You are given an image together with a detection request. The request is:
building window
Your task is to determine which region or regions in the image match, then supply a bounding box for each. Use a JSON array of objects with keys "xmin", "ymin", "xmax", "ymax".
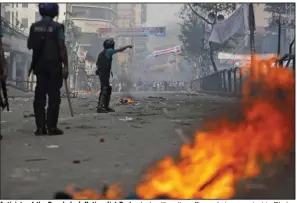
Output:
[
  {"xmin": 11, "ymin": 12, "xmax": 14, "ymax": 25},
  {"xmin": 21, "ymin": 18, "xmax": 29, "ymax": 29},
  {"xmin": 16, "ymin": 3, "xmax": 18, "ymax": 8},
  {"xmin": 22, "ymin": 3, "xmax": 29, "ymax": 8},
  {"xmin": 12, "ymin": 4, "xmax": 14, "ymax": 8},
  {"xmin": 5, "ymin": 11, "xmax": 10, "ymax": 22}
]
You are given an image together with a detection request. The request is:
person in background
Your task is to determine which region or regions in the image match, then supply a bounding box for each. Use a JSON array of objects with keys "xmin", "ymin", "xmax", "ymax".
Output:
[{"xmin": 27, "ymin": 3, "xmax": 68, "ymax": 136}]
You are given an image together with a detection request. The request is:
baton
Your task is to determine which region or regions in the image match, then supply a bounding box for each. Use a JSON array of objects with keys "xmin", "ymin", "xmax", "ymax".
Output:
[{"xmin": 64, "ymin": 79, "xmax": 74, "ymax": 117}]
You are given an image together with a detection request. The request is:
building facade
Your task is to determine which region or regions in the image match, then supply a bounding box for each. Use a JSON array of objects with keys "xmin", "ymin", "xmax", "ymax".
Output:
[{"xmin": 2, "ymin": 3, "xmax": 65, "ymax": 34}]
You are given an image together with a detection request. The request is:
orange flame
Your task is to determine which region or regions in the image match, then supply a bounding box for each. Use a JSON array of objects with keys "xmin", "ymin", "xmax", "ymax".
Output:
[
  {"xmin": 127, "ymin": 98, "xmax": 136, "ymax": 104},
  {"xmin": 68, "ymin": 56, "xmax": 295, "ymax": 199}
]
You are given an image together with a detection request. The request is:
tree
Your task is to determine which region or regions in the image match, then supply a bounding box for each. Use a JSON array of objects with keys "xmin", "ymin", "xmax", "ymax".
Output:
[
  {"xmin": 179, "ymin": 3, "xmax": 238, "ymax": 72},
  {"xmin": 178, "ymin": 13, "xmax": 209, "ymax": 76}
]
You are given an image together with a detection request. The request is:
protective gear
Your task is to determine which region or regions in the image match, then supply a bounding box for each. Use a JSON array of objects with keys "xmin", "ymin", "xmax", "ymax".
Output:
[
  {"xmin": 39, "ymin": 3, "xmax": 59, "ymax": 18},
  {"xmin": 29, "ymin": 20, "xmax": 63, "ymax": 74},
  {"xmin": 103, "ymin": 38, "xmax": 115, "ymax": 49},
  {"xmin": 97, "ymin": 85, "xmax": 113, "ymax": 113}
]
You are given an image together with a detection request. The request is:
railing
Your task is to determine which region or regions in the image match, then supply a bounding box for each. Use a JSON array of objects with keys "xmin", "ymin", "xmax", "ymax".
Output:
[
  {"xmin": 191, "ymin": 67, "xmax": 243, "ymax": 96},
  {"xmin": 278, "ymin": 38, "xmax": 295, "ymax": 70},
  {"xmin": 191, "ymin": 41, "xmax": 295, "ymax": 96}
]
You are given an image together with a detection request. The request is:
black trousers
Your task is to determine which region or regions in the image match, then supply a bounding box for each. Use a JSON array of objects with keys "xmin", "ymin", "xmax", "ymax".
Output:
[
  {"xmin": 33, "ymin": 73, "xmax": 63, "ymax": 129},
  {"xmin": 99, "ymin": 71, "xmax": 110, "ymax": 90}
]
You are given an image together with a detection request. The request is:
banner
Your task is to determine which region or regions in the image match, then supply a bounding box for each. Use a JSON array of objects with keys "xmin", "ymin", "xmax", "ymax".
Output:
[
  {"xmin": 209, "ymin": 4, "xmax": 249, "ymax": 44},
  {"xmin": 98, "ymin": 27, "xmax": 166, "ymax": 37},
  {"xmin": 145, "ymin": 45, "xmax": 182, "ymax": 58}
]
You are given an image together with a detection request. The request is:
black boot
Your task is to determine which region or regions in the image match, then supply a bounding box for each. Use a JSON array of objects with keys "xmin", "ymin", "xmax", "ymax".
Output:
[
  {"xmin": 105, "ymin": 94, "xmax": 115, "ymax": 112},
  {"xmin": 48, "ymin": 127, "xmax": 64, "ymax": 136},
  {"xmin": 97, "ymin": 92, "xmax": 108, "ymax": 113},
  {"xmin": 35, "ymin": 127, "xmax": 47, "ymax": 136}
]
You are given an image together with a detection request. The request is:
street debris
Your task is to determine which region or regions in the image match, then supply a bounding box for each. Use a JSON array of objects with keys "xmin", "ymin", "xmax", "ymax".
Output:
[
  {"xmin": 25, "ymin": 158, "xmax": 47, "ymax": 162},
  {"xmin": 119, "ymin": 117, "xmax": 133, "ymax": 122},
  {"xmin": 175, "ymin": 128, "xmax": 190, "ymax": 143},
  {"xmin": 73, "ymin": 160, "xmax": 81, "ymax": 164},
  {"xmin": 46, "ymin": 145, "xmax": 59, "ymax": 149},
  {"xmin": 62, "ymin": 92, "xmax": 78, "ymax": 98},
  {"xmin": 23, "ymin": 113, "xmax": 35, "ymax": 118},
  {"xmin": 148, "ymin": 96, "xmax": 166, "ymax": 102},
  {"xmin": 99, "ymin": 138, "xmax": 105, "ymax": 142}
]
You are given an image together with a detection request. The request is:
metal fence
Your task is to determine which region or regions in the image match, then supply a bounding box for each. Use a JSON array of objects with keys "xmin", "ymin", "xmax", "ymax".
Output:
[{"xmin": 191, "ymin": 39, "xmax": 295, "ymax": 96}]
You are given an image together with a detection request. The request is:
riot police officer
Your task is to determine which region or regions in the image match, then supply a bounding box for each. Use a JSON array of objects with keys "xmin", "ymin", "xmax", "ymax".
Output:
[
  {"xmin": 27, "ymin": 3, "xmax": 69, "ymax": 136},
  {"xmin": 96, "ymin": 39, "xmax": 132, "ymax": 113}
]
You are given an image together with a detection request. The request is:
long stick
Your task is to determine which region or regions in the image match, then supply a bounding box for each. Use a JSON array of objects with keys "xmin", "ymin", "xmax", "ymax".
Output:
[{"xmin": 64, "ymin": 79, "xmax": 74, "ymax": 117}]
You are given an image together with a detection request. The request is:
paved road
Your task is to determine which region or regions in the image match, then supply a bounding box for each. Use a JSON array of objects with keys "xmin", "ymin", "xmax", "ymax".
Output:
[{"xmin": 0, "ymin": 92, "xmax": 295, "ymax": 199}]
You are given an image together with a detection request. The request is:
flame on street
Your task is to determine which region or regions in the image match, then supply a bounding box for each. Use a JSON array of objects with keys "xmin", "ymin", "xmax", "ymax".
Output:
[{"xmin": 67, "ymin": 56, "xmax": 295, "ymax": 199}]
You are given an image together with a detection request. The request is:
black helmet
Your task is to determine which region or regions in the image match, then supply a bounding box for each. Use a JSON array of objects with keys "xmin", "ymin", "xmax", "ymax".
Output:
[
  {"xmin": 103, "ymin": 38, "xmax": 115, "ymax": 49},
  {"xmin": 39, "ymin": 3, "xmax": 59, "ymax": 18}
]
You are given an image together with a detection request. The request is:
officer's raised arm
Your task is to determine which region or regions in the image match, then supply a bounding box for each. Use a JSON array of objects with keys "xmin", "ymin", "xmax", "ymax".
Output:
[{"xmin": 114, "ymin": 45, "xmax": 133, "ymax": 54}]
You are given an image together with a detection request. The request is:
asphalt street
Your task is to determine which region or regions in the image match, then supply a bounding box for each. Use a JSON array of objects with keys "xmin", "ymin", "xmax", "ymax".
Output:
[{"xmin": 0, "ymin": 91, "xmax": 295, "ymax": 199}]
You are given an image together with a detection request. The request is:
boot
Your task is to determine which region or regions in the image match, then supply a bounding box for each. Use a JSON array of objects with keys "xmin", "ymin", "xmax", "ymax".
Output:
[
  {"xmin": 97, "ymin": 92, "xmax": 108, "ymax": 113},
  {"xmin": 35, "ymin": 127, "xmax": 47, "ymax": 136},
  {"xmin": 106, "ymin": 94, "xmax": 115, "ymax": 112},
  {"xmin": 48, "ymin": 127, "xmax": 64, "ymax": 136}
]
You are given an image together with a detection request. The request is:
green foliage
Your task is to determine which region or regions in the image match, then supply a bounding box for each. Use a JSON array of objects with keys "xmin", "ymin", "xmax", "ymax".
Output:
[
  {"xmin": 178, "ymin": 13, "xmax": 205, "ymax": 60},
  {"xmin": 190, "ymin": 3, "xmax": 237, "ymax": 15}
]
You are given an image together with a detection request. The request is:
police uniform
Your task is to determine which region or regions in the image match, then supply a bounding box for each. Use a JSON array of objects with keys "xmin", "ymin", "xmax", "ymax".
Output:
[
  {"xmin": 96, "ymin": 47, "xmax": 116, "ymax": 113},
  {"xmin": 28, "ymin": 15, "xmax": 65, "ymax": 135}
]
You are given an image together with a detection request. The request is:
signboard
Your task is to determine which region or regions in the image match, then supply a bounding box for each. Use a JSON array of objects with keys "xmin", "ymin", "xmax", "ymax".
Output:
[
  {"xmin": 73, "ymin": 20, "xmax": 114, "ymax": 33},
  {"xmin": 98, "ymin": 27, "xmax": 166, "ymax": 37}
]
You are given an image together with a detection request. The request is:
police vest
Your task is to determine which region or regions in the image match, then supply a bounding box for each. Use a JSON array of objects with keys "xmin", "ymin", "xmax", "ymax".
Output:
[
  {"xmin": 96, "ymin": 50, "xmax": 112, "ymax": 73},
  {"xmin": 30, "ymin": 20, "xmax": 63, "ymax": 64}
]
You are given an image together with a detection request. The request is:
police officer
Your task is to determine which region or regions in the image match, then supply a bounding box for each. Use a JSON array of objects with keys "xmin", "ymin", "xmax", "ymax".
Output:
[
  {"xmin": 96, "ymin": 39, "xmax": 132, "ymax": 113},
  {"xmin": 27, "ymin": 3, "xmax": 69, "ymax": 136},
  {"xmin": 0, "ymin": 24, "xmax": 8, "ymax": 140}
]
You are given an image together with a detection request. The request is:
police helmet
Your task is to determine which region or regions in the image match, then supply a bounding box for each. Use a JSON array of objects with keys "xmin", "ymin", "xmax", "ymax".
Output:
[
  {"xmin": 103, "ymin": 38, "xmax": 115, "ymax": 49},
  {"xmin": 39, "ymin": 3, "xmax": 59, "ymax": 18}
]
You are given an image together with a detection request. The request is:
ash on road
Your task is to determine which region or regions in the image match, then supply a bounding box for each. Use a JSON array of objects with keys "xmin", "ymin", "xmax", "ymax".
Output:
[{"xmin": 0, "ymin": 92, "xmax": 294, "ymax": 199}]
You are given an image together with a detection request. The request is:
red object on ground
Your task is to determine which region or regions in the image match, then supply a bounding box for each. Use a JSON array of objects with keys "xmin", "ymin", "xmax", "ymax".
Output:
[{"xmin": 100, "ymin": 138, "xmax": 105, "ymax": 143}]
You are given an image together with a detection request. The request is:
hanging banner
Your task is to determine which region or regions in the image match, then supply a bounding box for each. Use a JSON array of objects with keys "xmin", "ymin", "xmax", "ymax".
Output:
[
  {"xmin": 98, "ymin": 27, "xmax": 166, "ymax": 37},
  {"xmin": 209, "ymin": 4, "xmax": 249, "ymax": 44},
  {"xmin": 145, "ymin": 45, "xmax": 182, "ymax": 58}
]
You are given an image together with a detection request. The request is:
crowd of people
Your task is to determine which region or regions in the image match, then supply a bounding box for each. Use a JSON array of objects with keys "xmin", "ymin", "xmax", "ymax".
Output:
[{"xmin": 111, "ymin": 80, "xmax": 189, "ymax": 92}]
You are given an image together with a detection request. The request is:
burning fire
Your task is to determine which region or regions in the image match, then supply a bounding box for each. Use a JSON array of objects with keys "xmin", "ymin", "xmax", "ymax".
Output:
[
  {"xmin": 119, "ymin": 97, "xmax": 136, "ymax": 105},
  {"xmin": 66, "ymin": 56, "xmax": 295, "ymax": 199}
]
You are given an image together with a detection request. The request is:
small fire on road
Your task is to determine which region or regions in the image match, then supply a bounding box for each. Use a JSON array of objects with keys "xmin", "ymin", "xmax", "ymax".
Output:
[
  {"xmin": 64, "ymin": 56, "xmax": 295, "ymax": 199},
  {"xmin": 119, "ymin": 97, "xmax": 137, "ymax": 105}
]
